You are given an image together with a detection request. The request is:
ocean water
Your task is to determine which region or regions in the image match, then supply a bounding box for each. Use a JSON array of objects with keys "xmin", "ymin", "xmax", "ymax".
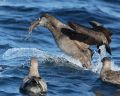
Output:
[{"xmin": 0, "ymin": 0, "xmax": 120, "ymax": 96}]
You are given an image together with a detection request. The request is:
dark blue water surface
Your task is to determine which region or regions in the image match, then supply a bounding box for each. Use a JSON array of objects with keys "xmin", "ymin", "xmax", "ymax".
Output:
[{"xmin": 0, "ymin": 0, "xmax": 120, "ymax": 96}]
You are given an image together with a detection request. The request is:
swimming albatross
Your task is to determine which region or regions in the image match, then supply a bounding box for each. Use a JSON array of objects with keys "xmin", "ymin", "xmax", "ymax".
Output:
[
  {"xmin": 29, "ymin": 13, "xmax": 111, "ymax": 68},
  {"xmin": 20, "ymin": 57, "xmax": 47, "ymax": 96},
  {"xmin": 100, "ymin": 57, "xmax": 120, "ymax": 86}
]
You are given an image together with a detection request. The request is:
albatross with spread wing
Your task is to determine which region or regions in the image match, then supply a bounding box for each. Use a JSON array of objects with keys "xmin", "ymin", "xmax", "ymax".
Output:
[{"xmin": 29, "ymin": 13, "xmax": 112, "ymax": 68}]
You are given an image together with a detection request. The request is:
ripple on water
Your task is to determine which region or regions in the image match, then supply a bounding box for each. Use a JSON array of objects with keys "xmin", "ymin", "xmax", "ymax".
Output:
[{"xmin": 0, "ymin": 0, "xmax": 120, "ymax": 96}]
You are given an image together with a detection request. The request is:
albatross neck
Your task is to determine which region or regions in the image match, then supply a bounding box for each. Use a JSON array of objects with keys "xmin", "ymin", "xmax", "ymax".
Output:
[
  {"xmin": 29, "ymin": 59, "xmax": 40, "ymax": 77},
  {"xmin": 101, "ymin": 63, "xmax": 111, "ymax": 73},
  {"xmin": 45, "ymin": 22, "xmax": 63, "ymax": 41}
]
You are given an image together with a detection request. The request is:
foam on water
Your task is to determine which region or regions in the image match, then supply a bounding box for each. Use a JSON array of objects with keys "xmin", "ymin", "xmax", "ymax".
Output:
[
  {"xmin": 2, "ymin": 46, "xmax": 120, "ymax": 74},
  {"xmin": 2, "ymin": 48, "xmax": 52, "ymax": 60},
  {"xmin": 58, "ymin": 54, "xmax": 83, "ymax": 68},
  {"xmin": 91, "ymin": 45, "xmax": 106, "ymax": 73},
  {"xmin": 2, "ymin": 48, "xmax": 82, "ymax": 68},
  {"xmin": 91, "ymin": 45, "xmax": 120, "ymax": 74}
]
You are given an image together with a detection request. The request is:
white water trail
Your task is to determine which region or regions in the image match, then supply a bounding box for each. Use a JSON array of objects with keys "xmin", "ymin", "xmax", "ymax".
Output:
[
  {"xmin": 2, "ymin": 46, "xmax": 120, "ymax": 74},
  {"xmin": 2, "ymin": 48, "xmax": 83, "ymax": 68},
  {"xmin": 2, "ymin": 48, "xmax": 52, "ymax": 60}
]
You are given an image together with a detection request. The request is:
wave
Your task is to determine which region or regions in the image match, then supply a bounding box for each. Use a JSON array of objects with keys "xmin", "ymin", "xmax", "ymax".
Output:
[
  {"xmin": 2, "ymin": 48, "xmax": 50, "ymax": 60},
  {"xmin": 0, "ymin": 2, "xmax": 100, "ymax": 13},
  {"xmin": 2, "ymin": 48, "xmax": 83, "ymax": 68},
  {"xmin": 2, "ymin": 47, "xmax": 120, "ymax": 74},
  {"xmin": 94, "ymin": 1, "xmax": 120, "ymax": 18},
  {"xmin": 0, "ymin": 0, "xmax": 119, "ymax": 17},
  {"xmin": 0, "ymin": 91, "xmax": 19, "ymax": 96}
]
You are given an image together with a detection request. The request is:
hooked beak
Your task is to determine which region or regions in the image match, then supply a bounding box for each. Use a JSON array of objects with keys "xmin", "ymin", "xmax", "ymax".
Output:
[{"xmin": 29, "ymin": 18, "xmax": 41, "ymax": 32}]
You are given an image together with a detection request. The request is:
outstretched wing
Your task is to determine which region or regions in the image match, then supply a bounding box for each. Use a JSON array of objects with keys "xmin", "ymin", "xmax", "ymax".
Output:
[
  {"xmin": 68, "ymin": 21, "xmax": 111, "ymax": 55},
  {"xmin": 89, "ymin": 21, "xmax": 112, "ymax": 43}
]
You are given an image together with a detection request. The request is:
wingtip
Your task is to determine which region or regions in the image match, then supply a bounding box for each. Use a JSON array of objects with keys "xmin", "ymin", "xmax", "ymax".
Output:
[
  {"xmin": 89, "ymin": 20, "xmax": 102, "ymax": 27},
  {"xmin": 68, "ymin": 21, "xmax": 74, "ymax": 27}
]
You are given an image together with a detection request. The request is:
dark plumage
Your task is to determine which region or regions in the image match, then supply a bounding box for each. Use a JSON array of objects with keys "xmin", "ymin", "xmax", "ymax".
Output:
[
  {"xmin": 89, "ymin": 20, "xmax": 112, "ymax": 44},
  {"xmin": 20, "ymin": 57, "xmax": 47, "ymax": 96},
  {"xmin": 28, "ymin": 13, "xmax": 112, "ymax": 68},
  {"xmin": 68, "ymin": 21, "xmax": 112, "ymax": 55},
  {"xmin": 29, "ymin": 13, "xmax": 93, "ymax": 68},
  {"xmin": 100, "ymin": 57, "xmax": 120, "ymax": 85}
]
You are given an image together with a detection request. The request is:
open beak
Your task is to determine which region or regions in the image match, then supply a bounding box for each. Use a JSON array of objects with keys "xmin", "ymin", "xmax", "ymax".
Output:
[{"xmin": 29, "ymin": 18, "xmax": 41, "ymax": 32}]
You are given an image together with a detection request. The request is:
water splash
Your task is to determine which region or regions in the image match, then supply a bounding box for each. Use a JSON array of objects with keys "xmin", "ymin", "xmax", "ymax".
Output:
[
  {"xmin": 2, "ymin": 47, "xmax": 120, "ymax": 74},
  {"xmin": 91, "ymin": 45, "xmax": 106, "ymax": 73},
  {"xmin": 2, "ymin": 48, "xmax": 51, "ymax": 60},
  {"xmin": 58, "ymin": 54, "xmax": 83, "ymax": 68},
  {"xmin": 24, "ymin": 32, "xmax": 32, "ymax": 40},
  {"xmin": 2, "ymin": 48, "xmax": 83, "ymax": 69},
  {"xmin": 91, "ymin": 45, "xmax": 120, "ymax": 74}
]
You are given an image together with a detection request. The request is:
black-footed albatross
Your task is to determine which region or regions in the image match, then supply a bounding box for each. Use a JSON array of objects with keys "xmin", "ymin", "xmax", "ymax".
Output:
[
  {"xmin": 20, "ymin": 57, "xmax": 47, "ymax": 96},
  {"xmin": 68, "ymin": 21, "xmax": 112, "ymax": 55},
  {"xmin": 29, "ymin": 13, "xmax": 93, "ymax": 68},
  {"xmin": 100, "ymin": 57, "xmax": 120, "ymax": 86}
]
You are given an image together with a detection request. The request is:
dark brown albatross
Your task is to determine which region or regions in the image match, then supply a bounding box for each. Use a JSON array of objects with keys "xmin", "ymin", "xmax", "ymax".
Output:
[
  {"xmin": 100, "ymin": 57, "xmax": 120, "ymax": 86},
  {"xmin": 28, "ymin": 13, "xmax": 111, "ymax": 68},
  {"xmin": 29, "ymin": 13, "xmax": 93, "ymax": 68},
  {"xmin": 20, "ymin": 57, "xmax": 47, "ymax": 96}
]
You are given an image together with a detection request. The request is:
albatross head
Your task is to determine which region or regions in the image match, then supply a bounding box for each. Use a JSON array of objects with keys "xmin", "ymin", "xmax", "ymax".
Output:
[
  {"xmin": 31, "ymin": 57, "xmax": 38, "ymax": 67},
  {"xmin": 101, "ymin": 57, "xmax": 111, "ymax": 70},
  {"xmin": 29, "ymin": 13, "xmax": 50, "ymax": 32}
]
